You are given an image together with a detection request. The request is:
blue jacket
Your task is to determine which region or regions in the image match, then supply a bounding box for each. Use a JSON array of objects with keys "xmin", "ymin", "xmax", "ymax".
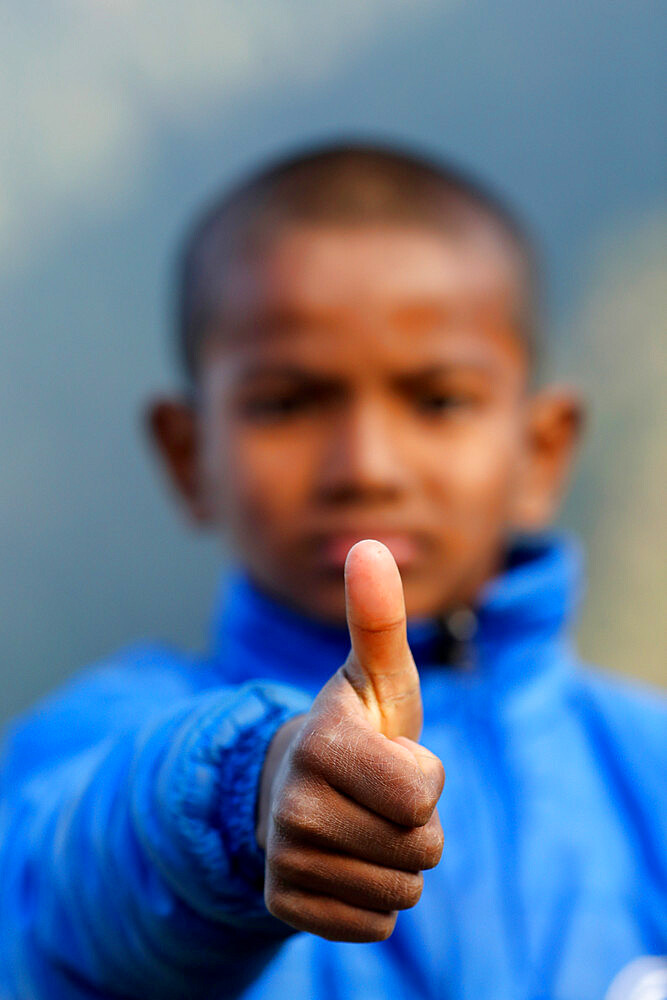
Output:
[{"xmin": 1, "ymin": 536, "xmax": 665, "ymax": 999}]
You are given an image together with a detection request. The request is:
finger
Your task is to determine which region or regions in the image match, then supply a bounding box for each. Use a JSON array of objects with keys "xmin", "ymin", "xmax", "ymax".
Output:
[
  {"xmin": 293, "ymin": 708, "xmax": 442, "ymax": 826},
  {"xmin": 270, "ymin": 845, "xmax": 424, "ymax": 912},
  {"xmin": 265, "ymin": 885, "xmax": 397, "ymax": 943},
  {"xmin": 271, "ymin": 781, "xmax": 444, "ymax": 872},
  {"xmin": 343, "ymin": 539, "xmax": 422, "ymax": 741},
  {"xmin": 392, "ymin": 736, "xmax": 446, "ymax": 805}
]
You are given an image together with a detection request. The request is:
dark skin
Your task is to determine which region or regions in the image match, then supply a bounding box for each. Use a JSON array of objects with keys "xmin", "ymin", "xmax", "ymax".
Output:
[{"xmin": 148, "ymin": 220, "xmax": 582, "ymax": 942}]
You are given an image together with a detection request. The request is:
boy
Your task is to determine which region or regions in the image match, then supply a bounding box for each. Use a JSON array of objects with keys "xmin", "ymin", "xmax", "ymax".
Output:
[{"xmin": 0, "ymin": 143, "xmax": 665, "ymax": 1000}]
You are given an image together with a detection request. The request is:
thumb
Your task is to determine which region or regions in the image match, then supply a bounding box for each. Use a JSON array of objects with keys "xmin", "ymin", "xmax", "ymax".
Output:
[{"xmin": 343, "ymin": 539, "xmax": 422, "ymax": 742}]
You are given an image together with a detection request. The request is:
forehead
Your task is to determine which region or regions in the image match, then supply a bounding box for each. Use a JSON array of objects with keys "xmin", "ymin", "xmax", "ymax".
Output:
[
  {"xmin": 222, "ymin": 222, "xmax": 524, "ymax": 319},
  {"xmin": 201, "ymin": 222, "xmax": 529, "ymax": 378}
]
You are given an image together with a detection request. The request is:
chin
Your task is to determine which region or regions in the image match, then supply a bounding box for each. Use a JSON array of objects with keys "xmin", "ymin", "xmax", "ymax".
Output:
[
  {"xmin": 303, "ymin": 584, "xmax": 348, "ymax": 626},
  {"xmin": 297, "ymin": 569, "xmax": 453, "ymax": 626}
]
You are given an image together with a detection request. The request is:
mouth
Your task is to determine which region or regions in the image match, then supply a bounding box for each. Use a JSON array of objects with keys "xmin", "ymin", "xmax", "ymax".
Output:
[{"xmin": 311, "ymin": 530, "xmax": 428, "ymax": 571}]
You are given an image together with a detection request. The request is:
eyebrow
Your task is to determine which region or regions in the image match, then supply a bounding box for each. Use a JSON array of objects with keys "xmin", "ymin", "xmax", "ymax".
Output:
[
  {"xmin": 239, "ymin": 307, "xmax": 344, "ymax": 339},
  {"xmin": 234, "ymin": 363, "xmax": 341, "ymax": 387},
  {"xmin": 394, "ymin": 361, "xmax": 500, "ymax": 381},
  {"xmin": 234, "ymin": 360, "xmax": 500, "ymax": 385},
  {"xmin": 229, "ymin": 296, "xmax": 521, "ymax": 340}
]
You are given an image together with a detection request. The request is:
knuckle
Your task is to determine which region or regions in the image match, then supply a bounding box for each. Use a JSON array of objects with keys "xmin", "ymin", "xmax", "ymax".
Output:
[
  {"xmin": 369, "ymin": 761, "xmax": 425, "ymax": 827},
  {"xmin": 291, "ymin": 723, "xmax": 341, "ymax": 775},
  {"xmin": 381, "ymin": 757, "xmax": 442, "ymax": 828},
  {"xmin": 291, "ymin": 728, "xmax": 323, "ymax": 771},
  {"xmin": 268, "ymin": 845, "xmax": 301, "ymax": 882},
  {"xmin": 264, "ymin": 884, "xmax": 309, "ymax": 932},
  {"xmin": 271, "ymin": 786, "xmax": 319, "ymax": 839},
  {"xmin": 409, "ymin": 789, "xmax": 438, "ymax": 828},
  {"xmin": 410, "ymin": 764, "xmax": 445, "ymax": 825},
  {"xmin": 418, "ymin": 817, "xmax": 445, "ymax": 869},
  {"xmin": 398, "ymin": 871, "xmax": 424, "ymax": 908},
  {"xmin": 270, "ymin": 795, "xmax": 298, "ymax": 835},
  {"xmin": 263, "ymin": 880, "xmax": 286, "ymax": 920},
  {"xmin": 383, "ymin": 870, "xmax": 423, "ymax": 910}
]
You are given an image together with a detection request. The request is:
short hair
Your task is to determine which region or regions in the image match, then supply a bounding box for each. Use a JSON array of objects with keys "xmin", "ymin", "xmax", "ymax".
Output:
[{"xmin": 175, "ymin": 140, "xmax": 539, "ymax": 385}]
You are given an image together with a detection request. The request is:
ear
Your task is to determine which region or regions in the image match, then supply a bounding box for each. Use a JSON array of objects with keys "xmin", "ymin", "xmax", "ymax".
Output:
[
  {"xmin": 143, "ymin": 396, "xmax": 212, "ymax": 526},
  {"xmin": 511, "ymin": 385, "xmax": 585, "ymax": 531}
]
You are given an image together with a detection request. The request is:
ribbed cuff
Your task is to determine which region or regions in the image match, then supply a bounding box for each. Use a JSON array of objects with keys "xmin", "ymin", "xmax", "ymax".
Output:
[
  {"xmin": 217, "ymin": 684, "xmax": 310, "ymax": 897},
  {"xmin": 140, "ymin": 682, "xmax": 311, "ymax": 924}
]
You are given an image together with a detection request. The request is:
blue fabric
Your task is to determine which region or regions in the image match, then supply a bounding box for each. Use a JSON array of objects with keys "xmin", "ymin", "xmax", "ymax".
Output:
[{"xmin": 0, "ymin": 535, "xmax": 665, "ymax": 999}]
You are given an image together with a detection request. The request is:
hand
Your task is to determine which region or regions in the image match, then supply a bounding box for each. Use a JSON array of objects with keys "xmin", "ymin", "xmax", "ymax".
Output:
[{"xmin": 257, "ymin": 540, "xmax": 445, "ymax": 942}]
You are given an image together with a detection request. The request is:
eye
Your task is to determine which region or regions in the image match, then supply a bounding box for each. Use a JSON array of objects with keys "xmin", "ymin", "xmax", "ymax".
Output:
[
  {"xmin": 416, "ymin": 391, "xmax": 474, "ymax": 414},
  {"xmin": 241, "ymin": 387, "xmax": 321, "ymax": 420}
]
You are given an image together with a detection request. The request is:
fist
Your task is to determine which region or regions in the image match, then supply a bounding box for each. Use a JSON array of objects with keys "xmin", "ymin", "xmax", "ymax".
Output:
[{"xmin": 257, "ymin": 540, "xmax": 445, "ymax": 942}]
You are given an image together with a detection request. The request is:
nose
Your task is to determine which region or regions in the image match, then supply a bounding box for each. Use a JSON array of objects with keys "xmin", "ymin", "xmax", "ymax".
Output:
[{"xmin": 316, "ymin": 396, "xmax": 411, "ymax": 504}]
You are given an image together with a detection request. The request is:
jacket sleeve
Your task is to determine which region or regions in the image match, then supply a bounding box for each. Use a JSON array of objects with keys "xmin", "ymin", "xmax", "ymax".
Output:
[{"xmin": 0, "ymin": 660, "xmax": 312, "ymax": 1000}]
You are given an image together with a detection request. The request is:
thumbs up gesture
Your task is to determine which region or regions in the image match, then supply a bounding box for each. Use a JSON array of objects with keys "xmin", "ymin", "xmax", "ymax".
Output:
[{"xmin": 257, "ymin": 540, "xmax": 445, "ymax": 942}]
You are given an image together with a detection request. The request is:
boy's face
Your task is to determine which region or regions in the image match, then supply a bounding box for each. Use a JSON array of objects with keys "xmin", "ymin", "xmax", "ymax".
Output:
[{"xmin": 150, "ymin": 222, "xmax": 580, "ymax": 623}]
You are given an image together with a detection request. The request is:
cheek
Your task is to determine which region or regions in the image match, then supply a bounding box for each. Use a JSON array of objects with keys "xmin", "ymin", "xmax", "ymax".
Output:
[
  {"xmin": 206, "ymin": 423, "xmax": 313, "ymax": 534},
  {"xmin": 427, "ymin": 416, "xmax": 524, "ymax": 524}
]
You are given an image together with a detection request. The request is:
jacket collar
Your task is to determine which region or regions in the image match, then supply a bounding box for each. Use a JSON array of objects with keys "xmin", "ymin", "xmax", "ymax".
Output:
[{"xmin": 209, "ymin": 534, "xmax": 582, "ymax": 696}]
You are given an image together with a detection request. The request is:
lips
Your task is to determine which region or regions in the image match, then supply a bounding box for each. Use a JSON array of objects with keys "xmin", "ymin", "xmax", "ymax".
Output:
[{"xmin": 314, "ymin": 531, "xmax": 425, "ymax": 570}]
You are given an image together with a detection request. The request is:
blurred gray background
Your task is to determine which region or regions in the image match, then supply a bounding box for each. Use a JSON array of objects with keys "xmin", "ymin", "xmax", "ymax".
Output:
[{"xmin": 1, "ymin": 0, "xmax": 665, "ymax": 728}]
